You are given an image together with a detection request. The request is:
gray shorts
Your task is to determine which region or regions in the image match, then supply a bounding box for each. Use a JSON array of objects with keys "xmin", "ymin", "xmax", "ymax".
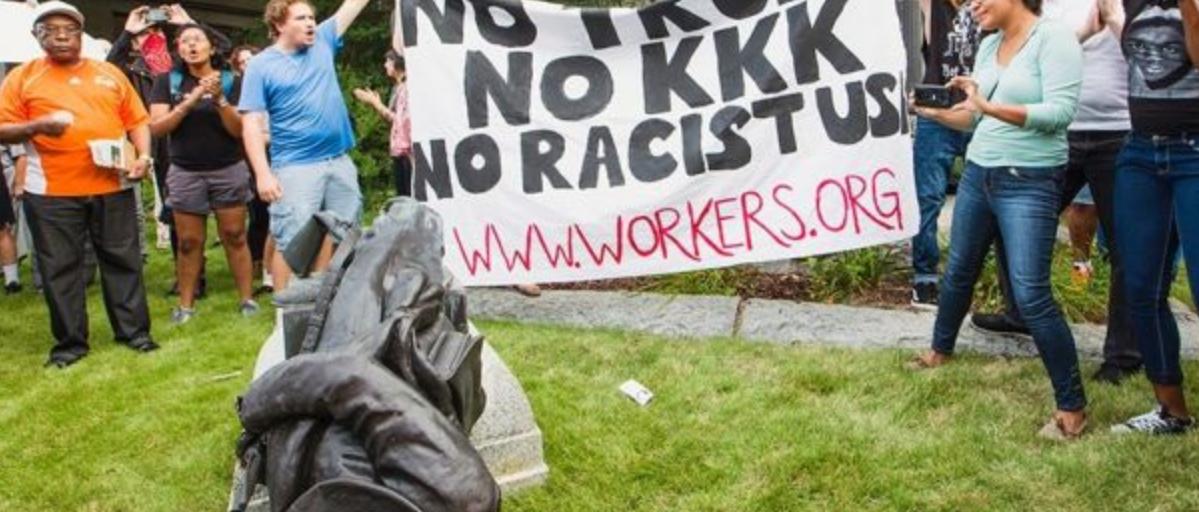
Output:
[
  {"xmin": 166, "ymin": 161, "xmax": 253, "ymax": 215},
  {"xmin": 268, "ymin": 155, "xmax": 362, "ymax": 249}
]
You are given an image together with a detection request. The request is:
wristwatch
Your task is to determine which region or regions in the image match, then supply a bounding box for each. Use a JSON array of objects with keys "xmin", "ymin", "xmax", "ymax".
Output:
[{"xmin": 138, "ymin": 154, "xmax": 155, "ymax": 168}]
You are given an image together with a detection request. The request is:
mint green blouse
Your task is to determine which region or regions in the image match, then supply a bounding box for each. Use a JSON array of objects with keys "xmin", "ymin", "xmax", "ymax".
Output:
[{"xmin": 965, "ymin": 20, "xmax": 1084, "ymax": 168}]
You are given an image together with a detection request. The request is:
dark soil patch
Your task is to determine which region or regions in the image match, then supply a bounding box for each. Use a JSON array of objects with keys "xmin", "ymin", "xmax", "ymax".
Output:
[{"xmin": 544, "ymin": 266, "xmax": 913, "ymax": 308}]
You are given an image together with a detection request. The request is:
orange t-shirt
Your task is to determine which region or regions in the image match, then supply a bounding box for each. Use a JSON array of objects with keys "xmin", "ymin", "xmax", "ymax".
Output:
[{"xmin": 0, "ymin": 58, "xmax": 149, "ymax": 197}]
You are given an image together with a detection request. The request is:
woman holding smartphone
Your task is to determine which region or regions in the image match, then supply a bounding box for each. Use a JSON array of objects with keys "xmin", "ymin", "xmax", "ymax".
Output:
[{"xmin": 908, "ymin": 0, "xmax": 1088, "ymax": 440}]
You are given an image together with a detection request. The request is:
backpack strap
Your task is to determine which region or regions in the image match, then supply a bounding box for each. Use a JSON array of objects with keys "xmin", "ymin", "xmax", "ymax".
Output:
[
  {"xmin": 170, "ymin": 69, "xmax": 235, "ymax": 103},
  {"xmin": 168, "ymin": 69, "xmax": 183, "ymax": 99},
  {"xmin": 220, "ymin": 70, "xmax": 235, "ymax": 100}
]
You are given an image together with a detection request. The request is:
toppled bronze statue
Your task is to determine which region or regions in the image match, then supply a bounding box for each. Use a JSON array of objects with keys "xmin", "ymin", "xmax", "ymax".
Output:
[{"xmin": 231, "ymin": 199, "xmax": 500, "ymax": 512}]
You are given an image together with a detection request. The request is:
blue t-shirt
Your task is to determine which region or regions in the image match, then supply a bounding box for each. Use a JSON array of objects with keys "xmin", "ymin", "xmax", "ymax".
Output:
[{"xmin": 239, "ymin": 19, "xmax": 356, "ymax": 167}]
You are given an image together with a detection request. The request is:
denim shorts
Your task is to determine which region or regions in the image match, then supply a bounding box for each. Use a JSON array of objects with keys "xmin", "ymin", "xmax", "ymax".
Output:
[
  {"xmin": 268, "ymin": 154, "xmax": 362, "ymax": 250},
  {"xmin": 166, "ymin": 161, "xmax": 253, "ymax": 215}
]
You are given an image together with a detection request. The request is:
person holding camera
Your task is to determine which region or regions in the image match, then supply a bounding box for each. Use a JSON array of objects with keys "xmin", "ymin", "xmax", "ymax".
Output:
[
  {"xmin": 908, "ymin": 0, "xmax": 1087, "ymax": 440},
  {"xmin": 149, "ymin": 24, "xmax": 258, "ymax": 324},
  {"xmin": 0, "ymin": 2, "xmax": 159, "ymax": 368}
]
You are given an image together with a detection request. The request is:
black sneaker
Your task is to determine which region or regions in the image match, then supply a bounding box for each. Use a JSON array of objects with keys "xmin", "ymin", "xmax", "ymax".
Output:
[
  {"xmin": 969, "ymin": 313, "xmax": 1032, "ymax": 340},
  {"xmin": 1111, "ymin": 406, "xmax": 1196, "ymax": 435},
  {"xmin": 44, "ymin": 352, "xmax": 86, "ymax": 369},
  {"xmin": 4, "ymin": 282, "xmax": 21, "ymax": 295},
  {"xmin": 1091, "ymin": 362, "xmax": 1141, "ymax": 385},
  {"xmin": 911, "ymin": 283, "xmax": 938, "ymax": 310},
  {"xmin": 124, "ymin": 336, "xmax": 160, "ymax": 353}
]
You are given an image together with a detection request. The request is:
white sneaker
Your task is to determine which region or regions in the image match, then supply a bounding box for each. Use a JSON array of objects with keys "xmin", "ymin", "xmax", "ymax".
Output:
[
  {"xmin": 1111, "ymin": 405, "xmax": 1195, "ymax": 435},
  {"xmin": 239, "ymin": 299, "xmax": 261, "ymax": 317},
  {"xmin": 171, "ymin": 307, "xmax": 197, "ymax": 325}
]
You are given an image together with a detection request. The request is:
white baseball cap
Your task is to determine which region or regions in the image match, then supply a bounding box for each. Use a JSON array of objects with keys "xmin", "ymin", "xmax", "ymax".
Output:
[{"xmin": 32, "ymin": 1, "xmax": 86, "ymax": 29}]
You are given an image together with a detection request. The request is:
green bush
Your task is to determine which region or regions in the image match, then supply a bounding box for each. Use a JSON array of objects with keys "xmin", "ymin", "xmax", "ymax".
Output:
[
  {"xmin": 804, "ymin": 246, "xmax": 907, "ymax": 303},
  {"xmin": 642, "ymin": 267, "xmax": 754, "ymax": 296}
]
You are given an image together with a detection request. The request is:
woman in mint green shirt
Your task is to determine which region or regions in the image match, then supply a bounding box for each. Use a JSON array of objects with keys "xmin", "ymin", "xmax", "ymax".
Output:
[{"xmin": 909, "ymin": 0, "xmax": 1088, "ymax": 440}]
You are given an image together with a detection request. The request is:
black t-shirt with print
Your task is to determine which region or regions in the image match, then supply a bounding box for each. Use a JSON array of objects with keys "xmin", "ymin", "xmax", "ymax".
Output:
[
  {"xmin": 149, "ymin": 71, "xmax": 244, "ymax": 171},
  {"xmin": 1123, "ymin": 0, "xmax": 1199, "ymax": 134},
  {"xmin": 922, "ymin": 0, "xmax": 983, "ymax": 84}
]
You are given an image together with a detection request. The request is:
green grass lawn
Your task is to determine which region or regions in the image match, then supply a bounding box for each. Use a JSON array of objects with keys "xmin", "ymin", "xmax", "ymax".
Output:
[{"xmin": 1, "ymin": 247, "xmax": 1198, "ymax": 511}]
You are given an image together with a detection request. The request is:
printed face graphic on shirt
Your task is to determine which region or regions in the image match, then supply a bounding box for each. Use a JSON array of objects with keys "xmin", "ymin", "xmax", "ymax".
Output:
[{"xmin": 1125, "ymin": 6, "xmax": 1199, "ymax": 98}]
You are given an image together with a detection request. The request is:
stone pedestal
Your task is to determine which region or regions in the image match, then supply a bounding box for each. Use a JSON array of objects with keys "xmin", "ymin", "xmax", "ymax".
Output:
[{"xmin": 230, "ymin": 311, "xmax": 547, "ymax": 510}]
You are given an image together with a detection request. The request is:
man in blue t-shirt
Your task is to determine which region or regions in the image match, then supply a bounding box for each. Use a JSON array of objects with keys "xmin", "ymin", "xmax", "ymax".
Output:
[{"xmin": 240, "ymin": 0, "xmax": 370, "ymax": 290}]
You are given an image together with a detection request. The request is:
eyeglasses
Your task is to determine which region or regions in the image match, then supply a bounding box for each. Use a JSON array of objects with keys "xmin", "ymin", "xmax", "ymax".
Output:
[{"xmin": 34, "ymin": 24, "xmax": 83, "ymax": 38}]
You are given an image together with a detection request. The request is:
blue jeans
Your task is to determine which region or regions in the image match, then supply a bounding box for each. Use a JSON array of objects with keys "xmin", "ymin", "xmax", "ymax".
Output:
[
  {"xmin": 994, "ymin": 131, "xmax": 1139, "ymax": 368},
  {"xmin": 913, "ymin": 117, "xmax": 971, "ymax": 284},
  {"xmin": 268, "ymin": 154, "xmax": 362, "ymax": 250},
  {"xmin": 1114, "ymin": 132, "xmax": 1199, "ymax": 386},
  {"xmin": 932, "ymin": 162, "xmax": 1086, "ymax": 411}
]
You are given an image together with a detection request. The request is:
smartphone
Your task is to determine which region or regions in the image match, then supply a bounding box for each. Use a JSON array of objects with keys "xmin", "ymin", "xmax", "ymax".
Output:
[
  {"xmin": 146, "ymin": 7, "xmax": 170, "ymax": 24},
  {"xmin": 913, "ymin": 85, "xmax": 967, "ymax": 109}
]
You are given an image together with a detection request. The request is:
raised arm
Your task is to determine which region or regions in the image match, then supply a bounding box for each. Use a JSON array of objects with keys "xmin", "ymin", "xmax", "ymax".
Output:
[
  {"xmin": 333, "ymin": 0, "xmax": 372, "ymax": 37},
  {"xmin": 1077, "ymin": 0, "xmax": 1104, "ymax": 43},
  {"xmin": 1097, "ymin": 0, "xmax": 1125, "ymax": 38},
  {"xmin": 108, "ymin": 6, "xmax": 151, "ymax": 66},
  {"xmin": 1183, "ymin": 0, "xmax": 1199, "ymax": 70}
]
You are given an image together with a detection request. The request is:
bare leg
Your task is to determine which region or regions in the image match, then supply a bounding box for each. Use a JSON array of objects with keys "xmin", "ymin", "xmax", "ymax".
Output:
[
  {"xmin": 262, "ymin": 236, "xmax": 276, "ymax": 289},
  {"xmin": 0, "ymin": 226, "xmax": 17, "ymax": 267},
  {"xmin": 0, "ymin": 226, "xmax": 18, "ymax": 288},
  {"xmin": 1154, "ymin": 385, "xmax": 1191, "ymax": 419},
  {"xmin": 312, "ymin": 236, "xmax": 335, "ymax": 273},
  {"xmin": 271, "ymin": 250, "xmax": 292, "ymax": 291},
  {"xmin": 214, "ymin": 206, "xmax": 253, "ymax": 302},
  {"xmin": 1066, "ymin": 204, "xmax": 1098, "ymax": 263},
  {"xmin": 173, "ymin": 211, "xmax": 207, "ymax": 309}
]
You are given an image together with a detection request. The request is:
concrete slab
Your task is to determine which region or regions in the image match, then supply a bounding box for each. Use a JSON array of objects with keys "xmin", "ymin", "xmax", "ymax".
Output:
[{"xmin": 468, "ymin": 288, "xmax": 740, "ymax": 339}]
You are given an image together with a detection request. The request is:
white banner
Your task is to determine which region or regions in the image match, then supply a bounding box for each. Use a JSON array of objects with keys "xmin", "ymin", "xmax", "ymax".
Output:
[{"xmin": 399, "ymin": 0, "xmax": 917, "ymax": 286}]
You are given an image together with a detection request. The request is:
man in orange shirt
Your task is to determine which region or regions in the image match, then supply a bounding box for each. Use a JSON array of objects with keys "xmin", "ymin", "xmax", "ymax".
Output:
[{"xmin": 0, "ymin": 2, "xmax": 158, "ymax": 368}]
